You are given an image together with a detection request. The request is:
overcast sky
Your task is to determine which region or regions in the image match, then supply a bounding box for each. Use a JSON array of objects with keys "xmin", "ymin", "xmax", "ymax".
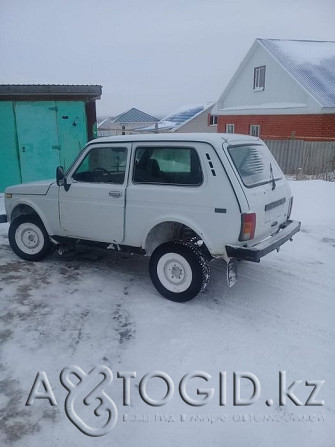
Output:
[{"xmin": 1, "ymin": 0, "xmax": 334, "ymax": 118}]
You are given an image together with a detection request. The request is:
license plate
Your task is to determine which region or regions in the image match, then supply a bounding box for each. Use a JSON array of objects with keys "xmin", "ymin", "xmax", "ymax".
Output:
[
  {"xmin": 265, "ymin": 207, "xmax": 282, "ymax": 223},
  {"xmin": 227, "ymin": 258, "xmax": 238, "ymax": 288}
]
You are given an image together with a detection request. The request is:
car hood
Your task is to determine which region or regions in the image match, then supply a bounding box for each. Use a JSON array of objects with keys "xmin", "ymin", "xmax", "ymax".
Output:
[{"xmin": 5, "ymin": 179, "xmax": 56, "ymax": 195}]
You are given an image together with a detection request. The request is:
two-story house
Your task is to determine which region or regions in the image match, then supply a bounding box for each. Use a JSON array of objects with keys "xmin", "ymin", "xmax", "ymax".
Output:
[{"xmin": 213, "ymin": 39, "xmax": 335, "ymax": 141}]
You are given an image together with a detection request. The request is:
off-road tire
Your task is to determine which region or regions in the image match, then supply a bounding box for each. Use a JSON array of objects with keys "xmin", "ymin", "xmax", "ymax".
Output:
[
  {"xmin": 149, "ymin": 240, "xmax": 210, "ymax": 302},
  {"xmin": 8, "ymin": 215, "xmax": 53, "ymax": 261}
]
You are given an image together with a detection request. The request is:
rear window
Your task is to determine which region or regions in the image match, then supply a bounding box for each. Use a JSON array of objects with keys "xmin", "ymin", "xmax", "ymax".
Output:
[{"xmin": 228, "ymin": 144, "xmax": 282, "ymax": 187}]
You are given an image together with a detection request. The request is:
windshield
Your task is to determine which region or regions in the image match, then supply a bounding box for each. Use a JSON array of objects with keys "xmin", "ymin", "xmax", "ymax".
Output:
[{"xmin": 227, "ymin": 144, "xmax": 282, "ymax": 188}]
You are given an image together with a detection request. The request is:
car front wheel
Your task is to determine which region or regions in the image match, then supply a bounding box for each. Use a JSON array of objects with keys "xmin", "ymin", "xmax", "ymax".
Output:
[
  {"xmin": 149, "ymin": 241, "xmax": 210, "ymax": 302},
  {"xmin": 8, "ymin": 215, "xmax": 53, "ymax": 261}
]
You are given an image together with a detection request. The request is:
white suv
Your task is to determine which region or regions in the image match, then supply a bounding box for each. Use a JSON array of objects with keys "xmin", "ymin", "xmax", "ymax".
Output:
[{"xmin": 1, "ymin": 133, "xmax": 300, "ymax": 302}]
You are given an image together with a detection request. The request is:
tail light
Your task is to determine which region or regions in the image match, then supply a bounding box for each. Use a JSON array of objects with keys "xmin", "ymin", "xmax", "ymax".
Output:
[
  {"xmin": 287, "ymin": 196, "xmax": 294, "ymax": 219},
  {"xmin": 239, "ymin": 213, "xmax": 256, "ymax": 241}
]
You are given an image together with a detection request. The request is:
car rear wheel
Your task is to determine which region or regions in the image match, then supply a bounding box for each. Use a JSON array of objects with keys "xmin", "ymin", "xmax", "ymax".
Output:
[
  {"xmin": 149, "ymin": 241, "xmax": 210, "ymax": 302},
  {"xmin": 8, "ymin": 215, "xmax": 53, "ymax": 261}
]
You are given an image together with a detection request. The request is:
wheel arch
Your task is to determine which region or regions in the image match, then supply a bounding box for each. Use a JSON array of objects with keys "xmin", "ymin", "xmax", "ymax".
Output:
[
  {"xmin": 10, "ymin": 201, "xmax": 52, "ymax": 235},
  {"xmin": 142, "ymin": 218, "xmax": 211, "ymax": 256},
  {"xmin": 11, "ymin": 203, "xmax": 38, "ymax": 221}
]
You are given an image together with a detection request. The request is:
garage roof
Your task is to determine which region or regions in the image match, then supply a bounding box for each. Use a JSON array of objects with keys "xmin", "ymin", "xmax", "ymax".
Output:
[{"xmin": 0, "ymin": 84, "xmax": 102, "ymax": 101}]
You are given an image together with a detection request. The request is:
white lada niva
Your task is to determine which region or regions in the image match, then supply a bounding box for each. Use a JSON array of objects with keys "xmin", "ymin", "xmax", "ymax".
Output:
[{"xmin": 2, "ymin": 133, "xmax": 300, "ymax": 302}]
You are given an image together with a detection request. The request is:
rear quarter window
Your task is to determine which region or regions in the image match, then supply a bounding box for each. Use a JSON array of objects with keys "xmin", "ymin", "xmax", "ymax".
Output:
[
  {"xmin": 133, "ymin": 146, "xmax": 203, "ymax": 185},
  {"xmin": 228, "ymin": 144, "xmax": 282, "ymax": 188}
]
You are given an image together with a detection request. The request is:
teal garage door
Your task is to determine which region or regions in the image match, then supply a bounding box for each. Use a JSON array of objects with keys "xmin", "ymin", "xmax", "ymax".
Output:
[
  {"xmin": 0, "ymin": 102, "xmax": 22, "ymax": 191},
  {"xmin": 56, "ymin": 101, "xmax": 87, "ymax": 170},
  {"xmin": 15, "ymin": 102, "xmax": 61, "ymax": 183}
]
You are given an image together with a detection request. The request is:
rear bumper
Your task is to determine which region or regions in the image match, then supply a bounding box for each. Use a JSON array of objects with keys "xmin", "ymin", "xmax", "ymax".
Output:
[
  {"xmin": 226, "ymin": 219, "xmax": 301, "ymax": 262},
  {"xmin": 0, "ymin": 214, "xmax": 8, "ymax": 223}
]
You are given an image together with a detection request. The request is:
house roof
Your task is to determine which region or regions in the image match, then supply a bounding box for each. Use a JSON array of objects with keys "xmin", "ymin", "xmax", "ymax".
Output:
[
  {"xmin": 140, "ymin": 103, "xmax": 214, "ymax": 132},
  {"xmin": 99, "ymin": 108, "xmax": 159, "ymax": 129},
  {"xmin": 258, "ymin": 39, "xmax": 335, "ymax": 108},
  {"xmin": 0, "ymin": 84, "xmax": 102, "ymax": 100}
]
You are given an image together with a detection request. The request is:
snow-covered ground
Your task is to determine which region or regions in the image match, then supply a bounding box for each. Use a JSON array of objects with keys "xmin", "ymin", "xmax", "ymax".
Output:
[{"xmin": 0, "ymin": 180, "xmax": 334, "ymax": 446}]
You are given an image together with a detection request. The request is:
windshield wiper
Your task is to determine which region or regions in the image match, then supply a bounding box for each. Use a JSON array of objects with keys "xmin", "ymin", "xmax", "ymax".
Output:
[{"xmin": 270, "ymin": 163, "xmax": 276, "ymax": 190}]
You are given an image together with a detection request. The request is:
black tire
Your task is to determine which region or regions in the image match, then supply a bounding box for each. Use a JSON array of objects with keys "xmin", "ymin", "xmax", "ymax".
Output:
[
  {"xmin": 8, "ymin": 215, "xmax": 53, "ymax": 261},
  {"xmin": 149, "ymin": 241, "xmax": 210, "ymax": 302}
]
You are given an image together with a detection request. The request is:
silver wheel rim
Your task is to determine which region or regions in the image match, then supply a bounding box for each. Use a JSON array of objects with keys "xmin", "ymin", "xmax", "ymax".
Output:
[
  {"xmin": 15, "ymin": 222, "xmax": 44, "ymax": 255},
  {"xmin": 157, "ymin": 253, "xmax": 192, "ymax": 293}
]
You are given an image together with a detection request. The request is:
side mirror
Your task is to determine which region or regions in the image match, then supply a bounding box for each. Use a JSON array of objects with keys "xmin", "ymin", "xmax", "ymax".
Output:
[
  {"xmin": 56, "ymin": 166, "xmax": 65, "ymax": 186},
  {"xmin": 56, "ymin": 166, "xmax": 70, "ymax": 191}
]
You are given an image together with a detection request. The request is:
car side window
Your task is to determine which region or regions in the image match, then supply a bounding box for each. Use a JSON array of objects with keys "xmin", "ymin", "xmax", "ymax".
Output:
[
  {"xmin": 72, "ymin": 147, "xmax": 127, "ymax": 184},
  {"xmin": 133, "ymin": 147, "xmax": 203, "ymax": 185}
]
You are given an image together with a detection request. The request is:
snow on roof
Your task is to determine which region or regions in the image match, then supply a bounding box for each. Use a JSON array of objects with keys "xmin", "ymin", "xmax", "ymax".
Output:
[
  {"xmin": 0, "ymin": 84, "xmax": 102, "ymax": 99},
  {"xmin": 98, "ymin": 108, "xmax": 159, "ymax": 129},
  {"xmin": 258, "ymin": 39, "xmax": 335, "ymax": 107},
  {"xmin": 217, "ymin": 102, "xmax": 307, "ymax": 111},
  {"xmin": 140, "ymin": 103, "xmax": 214, "ymax": 132},
  {"xmin": 93, "ymin": 132, "xmax": 259, "ymax": 147}
]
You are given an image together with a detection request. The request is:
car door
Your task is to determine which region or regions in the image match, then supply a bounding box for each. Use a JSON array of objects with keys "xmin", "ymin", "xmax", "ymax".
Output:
[{"xmin": 59, "ymin": 143, "xmax": 130, "ymax": 243}]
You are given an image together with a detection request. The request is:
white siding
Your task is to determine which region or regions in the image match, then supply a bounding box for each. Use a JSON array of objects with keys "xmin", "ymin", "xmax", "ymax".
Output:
[
  {"xmin": 176, "ymin": 108, "xmax": 216, "ymax": 133},
  {"xmin": 217, "ymin": 43, "xmax": 322, "ymax": 115}
]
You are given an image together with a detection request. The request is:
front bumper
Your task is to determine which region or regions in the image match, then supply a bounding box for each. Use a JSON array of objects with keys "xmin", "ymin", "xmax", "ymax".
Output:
[
  {"xmin": 226, "ymin": 219, "xmax": 301, "ymax": 263},
  {"xmin": 0, "ymin": 214, "xmax": 8, "ymax": 223}
]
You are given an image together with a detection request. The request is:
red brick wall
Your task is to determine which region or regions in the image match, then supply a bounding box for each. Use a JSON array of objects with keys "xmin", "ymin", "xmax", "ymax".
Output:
[{"xmin": 217, "ymin": 114, "xmax": 335, "ymax": 141}]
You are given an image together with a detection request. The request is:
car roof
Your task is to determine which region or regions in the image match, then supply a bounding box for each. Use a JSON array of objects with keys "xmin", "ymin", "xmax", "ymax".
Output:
[{"xmin": 90, "ymin": 133, "xmax": 261, "ymax": 147}]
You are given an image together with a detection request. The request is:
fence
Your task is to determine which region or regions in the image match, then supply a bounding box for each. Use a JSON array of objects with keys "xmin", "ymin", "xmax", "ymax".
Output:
[{"xmin": 264, "ymin": 140, "xmax": 335, "ymax": 177}]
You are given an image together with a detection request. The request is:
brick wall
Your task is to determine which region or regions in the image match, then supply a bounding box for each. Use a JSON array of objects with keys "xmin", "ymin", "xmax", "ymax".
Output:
[{"xmin": 217, "ymin": 114, "xmax": 335, "ymax": 141}]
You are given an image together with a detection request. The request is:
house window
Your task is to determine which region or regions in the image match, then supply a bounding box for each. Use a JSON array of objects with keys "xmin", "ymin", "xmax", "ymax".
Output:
[
  {"xmin": 250, "ymin": 125, "xmax": 260, "ymax": 137},
  {"xmin": 226, "ymin": 124, "xmax": 235, "ymax": 133},
  {"xmin": 209, "ymin": 115, "xmax": 218, "ymax": 126},
  {"xmin": 253, "ymin": 66, "xmax": 266, "ymax": 91}
]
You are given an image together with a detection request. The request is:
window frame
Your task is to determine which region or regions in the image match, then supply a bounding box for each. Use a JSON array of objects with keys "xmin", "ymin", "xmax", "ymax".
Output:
[
  {"xmin": 71, "ymin": 145, "xmax": 129, "ymax": 185},
  {"xmin": 209, "ymin": 115, "xmax": 218, "ymax": 126},
  {"xmin": 225, "ymin": 124, "xmax": 235, "ymax": 134},
  {"xmin": 250, "ymin": 125, "xmax": 260, "ymax": 137},
  {"xmin": 132, "ymin": 145, "xmax": 204, "ymax": 187},
  {"xmin": 253, "ymin": 65, "xmax": 266, "ymax": 91}
]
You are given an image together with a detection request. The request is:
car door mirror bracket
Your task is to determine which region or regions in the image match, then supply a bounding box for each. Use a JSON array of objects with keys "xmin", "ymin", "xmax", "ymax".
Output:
[{"xmin": 56, "ymin": 166, "xmax": 71, "ymax": 191}]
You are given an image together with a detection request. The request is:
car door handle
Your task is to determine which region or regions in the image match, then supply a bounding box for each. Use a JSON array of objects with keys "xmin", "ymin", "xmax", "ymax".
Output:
[{"xmin": 109, "ymin": 191, "xmax": 122, "ymax": 198}]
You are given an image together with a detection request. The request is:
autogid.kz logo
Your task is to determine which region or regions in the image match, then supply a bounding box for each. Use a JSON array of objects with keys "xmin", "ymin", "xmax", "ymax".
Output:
[
  {"xmin": 27, "ymin": 365, "xmax": 118, "ymax": 437},
  {"xmin": 60, "ymin": 365, "xmax": 118, "ymax": 436},
  {"xmin": 25, "ymin": 366, "xmax": 325, "ymax": 437}
]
